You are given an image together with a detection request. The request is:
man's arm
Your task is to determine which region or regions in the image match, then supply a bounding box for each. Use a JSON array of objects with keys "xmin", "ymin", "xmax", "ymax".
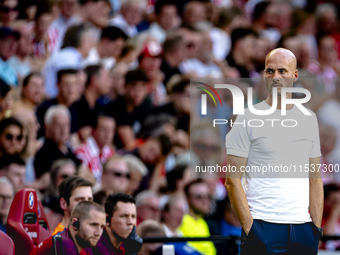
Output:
[
  {"xmin": 225, "ymin": 155, "xmax": 253, "ymax": 234},
  {"xmin": 309, "ymin": 157, "xmax": 324, "ymax": 228}
]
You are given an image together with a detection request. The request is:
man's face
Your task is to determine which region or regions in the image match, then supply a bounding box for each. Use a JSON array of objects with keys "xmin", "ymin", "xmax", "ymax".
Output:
[
  {"xmin": 93, "ymin": 116, "xmax": 115, "ymax": 148},
  {"xmin": 238, "ymin": 35, "xmax": 256, "ymax": 60},
  {"xmin": 17, "ymin": 25, "xmax": 33, "ymax": 56},
  {"xmin": 95, "ymin": 68, "xmax": 112, "ymax": 96},
  {"xmin": 137, "ymin": 197, "xmax": 160, "ymax": 222},
  {"xmin": 0, "ymin": 182, "xmax": 14, "ymax": 217},
  {"xmin": 76, "ymin": 209, "xmax": 106, "ymax": 247},
  {"xmin": 264, "ymin": 50, "xmax": 298, "ymax": 96},
  {"xmin": 0, "ymin": 36, "xmax": 17, "ymax": 60},
  {"xmin": 47, "ymin": 114, "xmax": 70, "ymax": 146},
  {"xmin": 187, "ymin": 183, "xmax": 211, "ymax": 215},
  {"xmin": 58, "ymin": 74, "xmax": 79, "ymax": 105},
  {"xmin": 158, "ymin": 5, "xmax": 178, "ymax": 31},
  {"xmin": 7, "ymin": 163, "xmax": 25, "ymax": 193},
  {"xmin": 55, "ymin": 163, "xmax": 76, "ymax": 189},
  {"xmin": 68, "ymin": 186, "xmax": 93, "ymax": 214},
  {"xmin": 106, "ymin": 38, "xmax": 125, "ymax": 58},
  {"xmin": 102, "ymin": 160, "xmax": 129, "ymax": 193},
  {"xmin": 125, "ymin": 82, "xmax": 147, "ymax": 106},
  {"xmin": 140, "ymin": 139, "xmax": 162, "ymax": 165},
  {"xmin": 122, "ymin": 3, "xmax": 142, "ymax": 26},
  {"xmin": 163, "ymin": 199, "xmax": 185, "ymax": 229},
  {"xmin": 0, "ymin": 0, "xmax": 18, "ymax": 24},
  {"xmin": 23, "ymin": 75, "xmax": 44, "ymax": 105},
  {"xmin": 62, "ymin": 0, "xmax": 78, "ymax": 18},
  {"xmin": 140, "ymin": 57, "xmax": 162, "ymax": 77},
  {"xmin": 0, "ymin": 125, "xmax": 24, "ymax": 156},
  {"xmin": 110, "ymin": 202, "xmax": 136, "ymax": 238}
]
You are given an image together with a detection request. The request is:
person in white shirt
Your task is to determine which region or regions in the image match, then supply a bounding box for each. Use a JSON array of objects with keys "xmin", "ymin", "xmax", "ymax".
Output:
[{"xmin": 225, "ymin": 48, "xmax": 323, "ymax": 254}]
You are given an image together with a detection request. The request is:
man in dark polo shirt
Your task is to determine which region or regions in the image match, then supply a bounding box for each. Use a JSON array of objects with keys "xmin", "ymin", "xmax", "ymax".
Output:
[
  {"xmin": 94, "ymin": 193, "xmax": 142, "ymax": 255},
  {"xmin": 30, "ymin": 201, "xmax": 106, "ymax": 255}
]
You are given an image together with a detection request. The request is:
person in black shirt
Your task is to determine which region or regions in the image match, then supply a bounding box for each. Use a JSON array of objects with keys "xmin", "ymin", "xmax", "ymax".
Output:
[
  {"xmin": 72, "ymin": 64, "xmax": 112, "ymax": 141},
  {"xmin": 34, "ymin": 105, "xmax": 81, "ymax": 180},
  {"xmin": 105, "ymin": 69, "xmax": 152, "ymax": 149}
]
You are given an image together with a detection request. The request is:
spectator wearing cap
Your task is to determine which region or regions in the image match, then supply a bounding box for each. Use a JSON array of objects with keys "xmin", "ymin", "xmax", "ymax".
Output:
[
  {"xmin": 50, "ymin": 0, "xmax": 79, "ymax": 51},
  {"xmin": 0, "ymin": 27, "xmax": 20, "ymax": 86},
  {"xmin": 105, "ymin": 69, "xmax": 151, "ymax": 149},
  {"xmin": 0, "ymin": 156, "xmax": 26, "ymax": 193},
  {"xmin": 146, "ymin": 0, "xmax": 180, "ymax": 43},
  {"xmin": 8, "ymin": 21, "xmax": 33, "ymax": 79},
  {"xmin": 136, "ymin": 191, "xmax": 161, "ymax": 225},
  {"xmin": 72, "ymin": 64, "xmax": 112, "ymax": 141},
  {"xmin": 0, "ymin": 0, "xmax": 19, "ymax": 27},
  {"xmin": 0, "ymin": 176, "xmax": 14, "ymax": 233},
  {"xmin": 75, "ymin": 113, "xmax": 115, "ymax": 184},
  {"xmin": 139, "ymin": 41, "xmax": 166, "ymax": 106},
  {"xmin": 43, "ymin": 24, "xmax": 96, "ymax": 98},
  {"xmin": 160, "ymin": 35, "xmax": 186, "ymax": 86},
  {"xmin": 109, "ymin": 0, "xmax": 145, "ymax": 37},
  {"xmin": 82, "ymin": 26, "xmax": 128, "ymax": 70},
  {"xmin": 226, "ymin": 28, "xmax": 258, "ymax": 78}
]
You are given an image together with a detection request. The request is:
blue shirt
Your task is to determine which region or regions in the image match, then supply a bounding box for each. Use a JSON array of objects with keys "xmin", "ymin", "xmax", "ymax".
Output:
[
  {"xmin": 220, "ymin": 219, "xmax": 242, "ymax": 237},
  {"xmin": 0, "ymin": 221, "xmax": 6, "ymax": 233},
  {"xmin": 0, "ymin": 57, "xmax": 18, "ymax": 86}
]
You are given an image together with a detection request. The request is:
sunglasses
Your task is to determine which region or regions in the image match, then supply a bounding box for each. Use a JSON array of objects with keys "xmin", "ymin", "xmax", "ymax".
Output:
[
  {"xmin": 105, "ymin": 169, "xmax": 130, "ymax": 179},
  {"xmin": 5, "ymin": 133, "xmax": 23, "ymax": 142},
  {"xmin": 0, "ymin": 6, "xmax": 18, "ymax": 13}
]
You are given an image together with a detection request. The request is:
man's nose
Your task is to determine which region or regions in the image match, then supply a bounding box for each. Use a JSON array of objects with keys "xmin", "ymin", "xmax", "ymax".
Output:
[{"xmin": 273, "ymin": 70, "xmax": 281, "ymax": 79}]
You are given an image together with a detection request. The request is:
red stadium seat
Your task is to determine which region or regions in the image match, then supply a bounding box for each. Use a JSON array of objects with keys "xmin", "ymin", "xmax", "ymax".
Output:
[
  {"xmin": 6, "ymin": 188, "xmax": 51, "ymax": 255},
  {"xmin": 37, "ymin": 199, "xmax": 50, "ymax": 232},
  {"xmin": 0, "ymin": 230, "xmax": 15, "ymax": 255}
]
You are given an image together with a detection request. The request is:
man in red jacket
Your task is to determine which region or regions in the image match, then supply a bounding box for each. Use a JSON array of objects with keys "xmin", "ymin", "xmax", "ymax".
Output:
[{"xmin": 30, "ymin": 201, "xmax": 106, "ymax": 255}]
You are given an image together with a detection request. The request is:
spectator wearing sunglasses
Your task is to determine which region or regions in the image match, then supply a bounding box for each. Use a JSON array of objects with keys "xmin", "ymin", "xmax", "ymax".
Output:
[
  {"xmin": 0, "ymin": 117, "xmax": 26, "ymax": 157},
  {"xmin": 178, "ymin": 179, "xmax": 216, "ymax": 255},
  {"xmin": 0, "ymin": 155, "xmax": 26, "ymax": 193},
  {"xmin": 0, "ymin": 0, "xmax": 19, "ymax": 27},
  {"xmin": 99, "ymin": 155, "xmax": 130, "ymax": 195}
]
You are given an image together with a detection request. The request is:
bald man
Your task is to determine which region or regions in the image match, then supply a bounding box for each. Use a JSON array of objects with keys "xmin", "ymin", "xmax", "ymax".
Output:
[{"xmin": 225, "ymin": 48, "xmax": 323, "ymax": 254}]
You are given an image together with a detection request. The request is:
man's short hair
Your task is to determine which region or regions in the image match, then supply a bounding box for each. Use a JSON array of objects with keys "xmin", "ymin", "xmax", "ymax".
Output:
[
  {"xmin": 44, "ymin": 105, "xmax": 71, "ymax": 127},
  {"xmin": 92, "ymin": 112, "xmax": 115, "ymax": 129},
  {"xmin": 0, "ymin": 176, "xmax": 15, "ymax": 195},
  {"xmin": 0, "ymin": 117, "xmax": 24, "ymax": 136},
  {"xmin": 69, "ymin": 200, "xmax": 104, "ymax": 224},
  {"xmin": 135, "ymin": 190, "xmax": 158, "ymax": 207},
  {"xmin": 184, "ymin": 178, "xmax": 205, "ymax": 197},
  {"xmin": 136, "ymin": 220, "xmax": 165, "ymax": 237},
  {"xmin": 59, "ymin": 176, "xmax": 92, "ymax": 205},
  {"xmin": 57, "ymin": 69, "xmax": 78, "ymax": 84},
  {"xmin": 105, "ymin": 193, "xmax": 135, "ymax": 223},
  {"xmin": 253, "ymin": 1, "xmax": 270, "ymax": 22},
  {"xmin": 155, "ymin": 134, "xmax": 172, "ymax": 156},
  {"xmin": 62, "ymin": 23, "xmax": 91, "ymax": 49},
  {"xmin": 84, "ymin": 65, "xmax": 103, "ymax": 88},
  {"xmin": 231, "ymin": 28, "xmax": 257, "ymax": 49},
  {"xmin": 125, "ymin": 69, "xmax": 149, "ymax": 86},
  {"xmin": 163, "ymin": 35, "xmax": 183, "ymax": 54},
  {"xmin": 155, "ymin": 0, "xmax": 177, "ymax": 15},
  {"xmin": 50, "ymin": 159, "xmax": 76, "ymax": 185},
  {"xmin": 79, "ymin": 0, "xmax": 100, "ymax": 5},
  {"xmin": 101, "ymin": 26, "xmax": 128, "ymax": 41},
  {"xmin": 166, "ymin": 164, "xmax": 188, "ymax": 192},
  {"xmin": 0, "ymin": 156, "xmax": 25, "ymax": 171}
]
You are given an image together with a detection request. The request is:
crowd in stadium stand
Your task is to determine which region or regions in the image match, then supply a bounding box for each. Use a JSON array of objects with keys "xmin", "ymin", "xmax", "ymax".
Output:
[{"xmin": 0, "ymin": 0, "xmax": 339, "ymax": 254}]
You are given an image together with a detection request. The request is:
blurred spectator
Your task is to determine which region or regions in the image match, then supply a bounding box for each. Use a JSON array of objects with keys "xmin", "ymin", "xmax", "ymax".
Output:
[
  {"xmin": 37, "ymin": 68, "xmax": 79, "ymax": 135},
  {"xmin": 160, "ymin": 35, "xmax": 185, "ymax": 86},
  {"xmin": 226, "ymin": 28, "xmax": 258, "ymax": 78},
  {"xmin": 52, "ymin": 175, "xmax": 93, "ymax": 235},
  {"xmin": 100, "ymin": 155, "xmax": 129, "ymax": 194},
  {"xmin": 75, "ymin": 113, "xmax": 115, "ymax": 184},
  {"xmin": 105, "ymin": 69, "xmax": 151, "ymax": 149},
  {"xmin": 0, "ymin": 0, "xmax": 19, "ymax": 27},
  {"xmin": 138, "ymin": 41, "xmax": 166, "ymax": 106},
  {"xmin": 32, "ymin": 4, "xmax": 57, "ymax": 60},
  {"xmin": 0, "ymin": 117, "xmax": 25, "ymax": 157},
  {"xmin": 0, "ymin": 27, "xmax": 19, "ymax": 86},
  {"xmin": 34, "ymin": 105, "xmax": 81, "ymax": 180},
  {"xmin": 8, "ymin": 21, "xmax": 33, "ymax": 79},
  {"xmin": 73, "ymin": 64, "xmax": 112, "ymax": 141},
  {"xmin": 165, "ymin": 164, "xmax": 191, "ymax": 197},
  {"xmin": 124, "ymin": 154, "xmax": 148, "ymax": 196},
  {"xmin": 43, "ymin": 23, "xmax": 95, "ymax": 98},
  {"xmin": 0, "ymin": 79, "xmax": 13, "ymax": 119},
  {"xmin": 182, "ymin": 1, "xmax": 207, "ymax": 28},
  {"xmin": 50, "ymin": 0, "xmax": 79, "ymax": 51},
  {"xmin": 136, "ymin": 190, "xmax": 160, "ymax": 225},
  {"xmin": 161, "ymin": 195, "xmax": 186, "ymax": 237},
  {"xmin": 109, "ymin": 62, "xmax": 128, "ymax": 101},
  {"xmin": 82, "ymin": 26, "xmax": 128, "ymax": 70},
  {"xmin": 0, "ymin": 176, "xmax": 14, "ymax": 233},
  {"xmin": 0, "ymin": 155, "xmax": 25, "ymax": 193},
  {"xmin": 21, "ymin": 72, "xmax": 45, "ymax": 110},
  {"xmin": 146, "ymin": 0, "xmax": 179, "ymax": 43},
  {"xmin": 97, "ymin": 193, "xmax": 143, "ymax": 255},
  {"xmin": 136, "ymin": 219, "xmax": 165, "ymax": 255},
  {"xmin": 109, "ymin": 0, "xmax": 145, "ymax": 37},
  {"xmin": 179, "ymin": 179, "xmax": 216, "ymax": 255}
]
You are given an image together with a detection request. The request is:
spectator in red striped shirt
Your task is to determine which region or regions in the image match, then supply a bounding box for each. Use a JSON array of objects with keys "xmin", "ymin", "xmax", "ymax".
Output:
[{"xmin": 75, "ymin": 113, "xmax": 115, "ymax": 184}]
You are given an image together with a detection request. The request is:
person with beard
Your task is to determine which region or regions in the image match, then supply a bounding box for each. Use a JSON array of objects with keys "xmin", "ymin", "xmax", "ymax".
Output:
[
  {"xmin": 94, "ymin": 193, "xmax": 143, "ymax": 255},
  {"xmin": 30, "ymin": 201, "xmax": 106, "ymax": 255},
  {"xmin": 178, "ymin": 179, "xmax": 216, "ymax": 255}
]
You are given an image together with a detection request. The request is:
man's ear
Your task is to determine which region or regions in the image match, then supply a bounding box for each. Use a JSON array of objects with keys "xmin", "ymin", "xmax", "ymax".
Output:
[
  {"xmin": 293, "ymin": 69, "xmax": 299, "ymax": 82},
  {"xmin": 60, "ymin": 197, "xmax": 68, "ymax": 211}
]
